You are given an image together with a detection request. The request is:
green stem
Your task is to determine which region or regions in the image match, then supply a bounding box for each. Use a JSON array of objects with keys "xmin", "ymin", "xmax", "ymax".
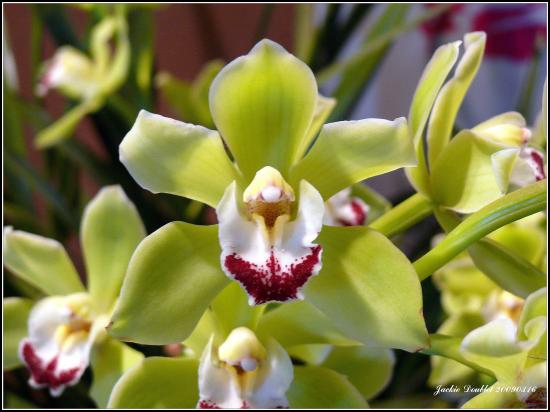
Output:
[
  {"xmin": 414, "ymin": 180, "xmax": 547, "ymax": 280},
  {"xmin": 369, "ymin": 193, "xmax": 433, "ymax": 237},
  {"xmin": 421, "ymin": 334, "xmax": 495, "ymax": 378}
]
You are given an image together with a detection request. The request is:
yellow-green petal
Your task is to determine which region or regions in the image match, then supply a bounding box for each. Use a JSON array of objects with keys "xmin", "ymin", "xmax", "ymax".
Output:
[
  {"xmin": 406, "ymin": 40, "xmax": 461, "ymax": 195},
  {"xmin": 287, "ymin": 365, "xmax": 368, "ymax": 409},
  {"xmin": 256, "ymin": 300, "xmax": 360, "ymax": 348},
  {"xmin": 109, "ymin": 222, "xmax": 228, "ymax": 345},
  {"xmin": 305, "ymin": 226, "xmax": 429, "ymax": 352},
  {"xmin": 322, "ymin": 345, "xmax": 395, "ymax": 400},
  {"xmin": 431, "ymin": 130, "xmax": 507, "ymax": 213},
  {"xmin": 291, "ymin": 117, "xmax": 414, "ymax": 200},
  {"xmin": 3, "ymin": 297, "xmax": 34, "ymax": 370},
  {"xmin": 81, "ymin": 186, "xmax": 145, "ymax": 313},
  {"xmin": 107, "ymin": 357, "xmax": 199, "ymax": 408},
  {"xmin": 427, "ymin": 32, "xmax": 486, "ymax": 166},
  {"xmin": 120, "ymin": 110, "xmax": 240, "ymax": 207},
  {"xmin": 90, "ymin": 338, "xmax": 144, "ymax": 408},
  {"xmin": 3, "ymin": 227, "xmax": 85, "ymax": 295},
  {"xmin": 209, "ymin": 39, "xmax": 318, "ymax": 180}
]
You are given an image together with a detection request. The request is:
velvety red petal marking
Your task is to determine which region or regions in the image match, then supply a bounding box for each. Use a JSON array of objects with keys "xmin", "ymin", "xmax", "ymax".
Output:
[
  {"xmin": 527, "ymin": 149, "xmax": 546, "ymax": 181},
  {"xmin": 224, "ymin": 246, "xmax": 322, "ymax": 304},
  {"xmin": 21, "ymin": 341, "xmax": 81, "ymax": 390},
  {"xmin": 338, "ymin": 199, "xmax": 367, "ymax": 226},
  {"xmin": 198, "ymin": 400, "xmax": 221, "ymax": 409}
]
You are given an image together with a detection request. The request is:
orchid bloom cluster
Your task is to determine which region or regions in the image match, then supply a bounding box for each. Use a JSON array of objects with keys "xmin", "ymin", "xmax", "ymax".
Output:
[
  {"xmin": 4, "ymin": 22, "xmax": 548, "ymax": 409},
  {"xmin": 108, "ymin": 39, "xmax": 429, "ymax": 360},
  {"xmin": 405, "ymin": 31, "xmax": 547, "ymax": 215},
  {"xmin": 34, "ymin": 8, "xmax": 130, "ymax": 148},
  {"xmin": 4, "ymin": 187, "xmax": 145, "ymax": 407}
]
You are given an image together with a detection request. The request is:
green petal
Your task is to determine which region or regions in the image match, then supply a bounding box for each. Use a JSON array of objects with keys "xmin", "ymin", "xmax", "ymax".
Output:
[
  {"xmin": 461, "ymin": 381, "xmax": 519, "ymax": 408},
  {"xmin": 107, "ymin": 357, "xmax": 199, "ymax": 408},
  {"xmin": 109, "ymin": 222, "xmax": 228, "ymax": 345},
  {"xmin": 322, "ymin": 345, "xmax": 395, "ymax": 400},
  {"xmin": 431, "ymin": 130, "xmax": 507, "ymax": 213},
  {"xmin": 427, "ymin": 32, "xmax": 486, "ymax": 166},
  {"xmin": 209, "ymin": 39, "xmax": 318, "ymax": 180},
  {"xmin": 81, "ymin": 186, "xmax": 145, "ymax": 313},
  {"xmin": 256, "ymin": 300, "xmax": 360, "ymax": 348},
  {"xmin": 406, "ymin": 40, "xmax": 461, "ymax": 194},
  {"xmin": 3, "ymin": 297, "xmax": 33, "ymax": 370},
  {"xmin": 287, "ymin": 344, "xmax": 333, "ymax": 365},
  {"xmin": 518, "ymin": 288, "xmax": 547, "ymax": 340},
  {"xmin": 210, "ymin": 282, "xmax": 264, "ymax": 338},
  {"xmin": 297, "ymin": 95, "xmax": 336, "ymax": 159},
  {"xmin": 90, "ymin": 338, "xmax": 144, "ymax": 408},
  {"xmin": 120, "ymin": 110, "xmax": 240, "ymax": 208},
  {"xmin": 491, "ymin": 148, "xmax": 519, "ymax": 193},
  {"xmin": 460, "ymin": 319, "xmax": 533, "ymax": 384},
  {"xmin": 305, "ymin": 226, "xmax": 429, "ymax": 351},
  {"xmin": 291, "ymin": 117, "xmax": 414, "ymax": 200},
  {"xmin": 287, "ymin": 365, "xmax": 368, "ymax": 409},
  {"xmin": 3, "ymin": 227, "xmax": 85, "ymax": 295}
]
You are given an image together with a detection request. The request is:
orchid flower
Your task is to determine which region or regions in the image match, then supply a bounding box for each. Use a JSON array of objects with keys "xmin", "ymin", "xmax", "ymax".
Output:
[
  {"xmin": 405, "ymin": 31, "xmax": 547, "ymax": 215},
  {"xmin": 34, "ymin": 9, "xmax": 130, "ymax": 148},
  {"xmin": 108, "ymin": 39, "xmax": 429, "ymax": 354},
  {"xmin": 107, "ymin": 283, "xmax": 391, "ymax": 408},
  {"xmin": 3, "ymin": 186, "xmax": 144, "ymax": 406},
  {"xmin": 459, "ymin": 287, "xmax": 547, "ymax": 408},
  {"xmin": 429, "ymin": 214, "xmax": 546, "ymax": 387}
]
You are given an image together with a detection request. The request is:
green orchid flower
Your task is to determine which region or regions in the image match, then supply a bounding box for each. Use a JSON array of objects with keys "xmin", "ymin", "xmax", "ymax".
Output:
[
  {"xmin": 459, "ymin": 287, "xmax": 547, "ymax": 408},
  {"xmin": 406, "ymin": 31, "xmax": 546, "ymax": 214},
  {"xmin": 109, "ymin": 39, "xmax": 429, "ymax": 353},
  {"xmin": 35, "ymin": 9, "xmax": 130, "ymax": 148},
  {"xmin": 429, "ymin": 214, "xmax": 546, "ymax": 387},
  {"xmin": 3, "ymin": 186, "xmax": 145, "ymax": 407},
  {"xmin": 108, "ymin": 283, "xmax": 392, "ymax": 408}
]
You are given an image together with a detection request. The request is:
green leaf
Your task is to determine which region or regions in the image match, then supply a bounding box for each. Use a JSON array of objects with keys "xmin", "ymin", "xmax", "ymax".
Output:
[
  {"xmin": 3, "ymin": 297, "xmax": 34, "ymax": 370},
  {"xmin": 209, "ymin": 39, "xmax": 318, "ymax": 180},
  {"xmin": 287, "ymin": 365, "xmax": 368, "ymax": 408},
  {"xmin": 107, "ymin": 357, "xmax": 199, "ymax": 408},
  {"xmin": 90, "ymin": 338, "xmax": 144, "ymax": 408},
  {"xmin": 414, "ymin": 181, "xmax": 547, "ymax": 281},
  {"xmin": 3, "ymin": 227, "xmax": 85, "ymax": 295},
  {"xmin": 322, "ymin": 345, "xmax": 395, "ymax": 400},
  {"xmin": 427, "ymin": 32, "xmax": 486, "ymax": 166},
  {"xmin": 81, "ymin": 186, "xmax": 145, "ymax": 313},
  {"xmin": 119, "ymin": 110, "xmax": 240, "ymax": 208},
  {"xmin": 256, "ymin": 300, "xmax": 360, "ymax": 348},
  {"xmin": 431, "ymin": 130, "xmax": 507, "ymax": 213},
  {"xmin": 305, "ymin": 225, "xmax": 429, "ymax": 352},
  {"xmin": 109, "ymin": 222, "xmax": 229, "ymax": 345},
  {"xmin": 468, "ymin": 239, "xmax": 546, "ymax": 298},
  {"xmin": 291, "ymin": 117, "xmax": 414, "ymax": 200},
  {"xmin": 405, "ymin": 40, "xmax": 460, "ymax": 195}
]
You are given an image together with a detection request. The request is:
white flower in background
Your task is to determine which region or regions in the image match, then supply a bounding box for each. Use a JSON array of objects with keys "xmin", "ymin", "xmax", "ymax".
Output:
[
  {"xmin": 323, "ymin": 188, "xmax": 370, "ymax": 227},
  {"xmin": 197, "ymin": 327, "xmax": 293, "ymax": 409}
]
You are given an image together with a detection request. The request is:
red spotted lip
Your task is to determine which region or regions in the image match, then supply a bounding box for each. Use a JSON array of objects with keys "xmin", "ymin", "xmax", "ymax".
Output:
[
  {"xmin": 20, "ymin": 340, "xmax": 83, "ymax": 394},
  {"xmin": 224, "ymin": 245, "xmax": 323, "ymax": 305}
]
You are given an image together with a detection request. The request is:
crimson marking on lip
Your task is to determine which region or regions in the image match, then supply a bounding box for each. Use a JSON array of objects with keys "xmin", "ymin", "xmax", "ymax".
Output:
[
  {"xmin": 21, "ymin": 341, "xmax": 81, "ymax": 391},
  {"xmin": 224, "ymin": 245, "xmax": 322, "ymax": 305}
]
